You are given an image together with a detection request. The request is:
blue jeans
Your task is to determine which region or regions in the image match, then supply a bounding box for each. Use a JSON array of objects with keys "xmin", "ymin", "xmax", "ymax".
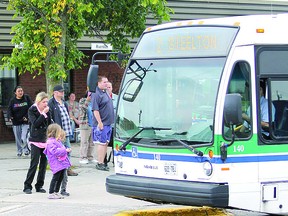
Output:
[
  {"xmin": 69, "ymin": 120, "xmax": 75, "ymax": 142},
  {"xmin": 12, "ymin": 124, "xmax": 29, "ymax": 155}
]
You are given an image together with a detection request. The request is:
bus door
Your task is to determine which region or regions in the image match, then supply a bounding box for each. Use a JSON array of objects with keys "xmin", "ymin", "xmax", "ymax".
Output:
[
  {"xmin": 221, "ymin": 45, "xmax": 262, "ymax": 211},
  {"xmin": 255, "ymin": 46, "xmax": 288, "ymax": 210}
]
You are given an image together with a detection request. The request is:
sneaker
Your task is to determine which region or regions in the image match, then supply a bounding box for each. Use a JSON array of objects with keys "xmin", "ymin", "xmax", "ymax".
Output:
[
  {"xmin": 17, "ymin": 153, "xmax": 22, "ymax": 157},
  {"xmin": 60, "ymin": 190, "xmax": 70, "ymax": 196},
  {"xmin": 24, "ymin": 151, "xmax": 30, "ymax": 156},
  {"xmin": 48, "ymin": 193, "xmax": 62, "ymax": 199},
  {"xmin": 79, "ymin": 159, "xmax": 89, "ymax": 164},
  {"xmin": 36, "ymin": 188, "xmax": 46, "ymax": 193},
  {"xmin": 96, "ymin": 163, "xmax": 109, "ymax": 171},
  {"xmin": 88, "ymin": 159, "xmax": 98, "ymax": 164},
  {"xmin": 23, "ymin": 189, "xmax": 32, "ymax": 194},
  {"xmin": 54, "ymin": 192, "xmax": 64, "ymax": 199},
  {"xmin": 67, "ymin": 169, "xmax": 78, "ymax": 176}
]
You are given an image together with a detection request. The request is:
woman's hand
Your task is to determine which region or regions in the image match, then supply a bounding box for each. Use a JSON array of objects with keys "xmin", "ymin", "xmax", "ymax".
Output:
[{"xmin": 43, "ymin": 106, "xmax": 49, "ymax": 113}]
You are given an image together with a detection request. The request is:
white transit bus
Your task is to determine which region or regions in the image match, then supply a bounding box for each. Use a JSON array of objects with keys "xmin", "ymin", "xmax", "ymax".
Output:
[{"xmin": 101, "ymin": 14, "xmax": 288, "ymax": 215}]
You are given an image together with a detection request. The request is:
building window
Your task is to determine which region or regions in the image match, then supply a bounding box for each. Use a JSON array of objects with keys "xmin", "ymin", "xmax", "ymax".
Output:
[{"xmin": 0, "ymin": 54, "xmax": 16, "ymax": 107}]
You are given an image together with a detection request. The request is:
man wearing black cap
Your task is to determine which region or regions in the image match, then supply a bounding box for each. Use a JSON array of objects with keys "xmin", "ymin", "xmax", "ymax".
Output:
[{"xmin": 48, "ymin": 85, "xmax": 78, "ymax": 197}]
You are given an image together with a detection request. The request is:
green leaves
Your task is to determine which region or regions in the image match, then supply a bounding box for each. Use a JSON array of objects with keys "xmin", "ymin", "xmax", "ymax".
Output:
[{"xmin": 3, "ymin": 0, "xmax": 172, "ymax": 83}]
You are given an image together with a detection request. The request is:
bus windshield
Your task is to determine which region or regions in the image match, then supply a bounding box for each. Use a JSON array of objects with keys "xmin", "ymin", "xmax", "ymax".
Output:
[{"xmin": 116, "ymin": 57, "xmax": 225, "ymax": 144}]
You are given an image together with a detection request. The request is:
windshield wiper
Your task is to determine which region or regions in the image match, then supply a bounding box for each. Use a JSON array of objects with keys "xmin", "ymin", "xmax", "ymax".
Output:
[
  {"xmin": 119, "ymin": 127, "xmax": 171, "ymax": 151},
  {"xmin": 152, "ymin": 139, "xmax": 204, "ymax": 157}
]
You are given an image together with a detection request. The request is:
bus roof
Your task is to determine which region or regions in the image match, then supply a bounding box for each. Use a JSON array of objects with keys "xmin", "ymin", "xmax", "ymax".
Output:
[{"xmin": 144, "ymin": 14, "xmax": 288, "ymax": 46}]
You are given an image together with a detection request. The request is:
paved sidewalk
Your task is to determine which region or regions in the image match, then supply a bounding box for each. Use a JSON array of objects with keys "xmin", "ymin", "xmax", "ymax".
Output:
[{"xmin": 0, "ymin": 142, "xmax": 157, "ymax": 216}]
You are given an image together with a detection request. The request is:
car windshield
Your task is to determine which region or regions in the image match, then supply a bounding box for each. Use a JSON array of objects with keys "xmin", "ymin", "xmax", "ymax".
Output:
[{"xmin": 116, "ymin": 58, "xmax": 225, "ymax": 144}]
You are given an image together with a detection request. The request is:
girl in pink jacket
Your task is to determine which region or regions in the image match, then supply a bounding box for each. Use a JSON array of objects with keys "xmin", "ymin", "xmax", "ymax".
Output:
[{"xmin": 44, "ymin": 124, "xmax": 71, "ymax": 199}]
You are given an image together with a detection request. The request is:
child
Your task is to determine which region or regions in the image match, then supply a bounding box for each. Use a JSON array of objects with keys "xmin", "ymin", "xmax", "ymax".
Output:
[{"xmin": 44, "ymin": 124, "xmax": 71, "ymax": 199}]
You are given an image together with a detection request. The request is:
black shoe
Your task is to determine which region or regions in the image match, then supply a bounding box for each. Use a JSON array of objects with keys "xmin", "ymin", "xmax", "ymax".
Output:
[
  {"xmin": 60, "ymin": 190, "xmax": 70, "ymax": 196},
  {"xmin": 17, "ymin": 153, "xmax": 22, "ymax": 157},
  {"xmin": 96, "ymin": 163, "xmax": 109, "ymax": 171},
  {"xmin": 36, "ymin": 188, "xmax": 46, "ymax": 193},
  {"xmin": 24, "ymin": 151, "xmax": 30, "ymax": 156},
  {"xmin": 23, "ymin": 189, "xmax": 32, "ymax": 194},
  {"xmin": 67, "ymin": 169, "xmax": 78, "ymax": 176}
]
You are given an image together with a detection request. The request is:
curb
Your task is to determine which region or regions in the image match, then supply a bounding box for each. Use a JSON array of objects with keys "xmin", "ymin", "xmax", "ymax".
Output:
[{"xmin": 115, "ymin": 206, "xmax": 232, "ymax": 216}]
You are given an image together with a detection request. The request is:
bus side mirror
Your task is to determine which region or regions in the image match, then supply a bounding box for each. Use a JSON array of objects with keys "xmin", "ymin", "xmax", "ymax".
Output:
[
  {"xmin": 221, "ymin": 93, "xmax": 243, "ymax": 162},
  {"xmin": 224, "ymin": 93, "xmax": 243, "ymax": 126},
  {"xmin": 87, "ymin": 65, "xmax": 98, "ymax": 93},
  {"xmin": 123, "ymin": 79, "xmax": 143, "ymax": 102}
]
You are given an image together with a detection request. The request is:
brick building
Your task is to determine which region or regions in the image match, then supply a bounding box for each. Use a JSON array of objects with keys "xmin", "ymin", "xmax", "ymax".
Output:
[{"xmin": 1, "ymin": 0, "xmax": 288, "ymax": 142}]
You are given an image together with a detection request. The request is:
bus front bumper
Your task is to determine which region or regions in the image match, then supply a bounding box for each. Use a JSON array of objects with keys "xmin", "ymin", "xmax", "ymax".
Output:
[{"xmin": 106, "ymin": 174, "xmax": 229, "ymax": 207}]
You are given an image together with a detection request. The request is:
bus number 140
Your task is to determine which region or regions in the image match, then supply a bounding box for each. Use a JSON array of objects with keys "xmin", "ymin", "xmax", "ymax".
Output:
[{"xmin": 233, "ymin": 145, "xmax": 245, "ymax": 152}]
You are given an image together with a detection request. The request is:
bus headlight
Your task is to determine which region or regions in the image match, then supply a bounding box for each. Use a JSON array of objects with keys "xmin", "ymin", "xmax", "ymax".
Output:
[{"xmin": 203, "ymin": 161, "xmax": 213, "ymax": 176}]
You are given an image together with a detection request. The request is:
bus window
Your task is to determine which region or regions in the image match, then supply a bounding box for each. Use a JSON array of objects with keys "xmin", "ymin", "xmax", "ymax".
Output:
[
  {"xmin": 223, "ymin": 61, "xmax": 252, "ymax": 139},
  {"xmin": 271, "ymin": 80, "xmax": 288, "ymax": 139},
  {"xmin": 255, "ymin": 80, "xmax": 275, "ymax": 141},
  {"xmin": 257, "ymin": 46, "xmax": 288, "ymax": 141}
]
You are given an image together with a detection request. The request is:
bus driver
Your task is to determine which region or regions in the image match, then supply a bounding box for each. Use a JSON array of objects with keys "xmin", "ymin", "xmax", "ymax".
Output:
[{"xmin": 240, "ymin": 81, "xmax": 275, "ymax": 139}]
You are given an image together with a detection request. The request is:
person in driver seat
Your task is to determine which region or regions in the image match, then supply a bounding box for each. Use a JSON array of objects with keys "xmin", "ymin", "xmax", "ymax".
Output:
[{"xmin": 240, "ymin": 80, "xmax": 275, "ymax": 139}]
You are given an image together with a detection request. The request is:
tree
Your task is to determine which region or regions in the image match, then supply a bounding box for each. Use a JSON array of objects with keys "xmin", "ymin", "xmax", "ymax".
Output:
[{"xmin": 3, "ymin": 0, "xmax": 172, "ymax": 94}]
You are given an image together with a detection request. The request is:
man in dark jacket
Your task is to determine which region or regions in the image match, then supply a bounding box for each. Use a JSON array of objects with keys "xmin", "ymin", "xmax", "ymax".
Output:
[{"xmin": 48, "ymin": 85, "xmax": 78, "ymax": 197}]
